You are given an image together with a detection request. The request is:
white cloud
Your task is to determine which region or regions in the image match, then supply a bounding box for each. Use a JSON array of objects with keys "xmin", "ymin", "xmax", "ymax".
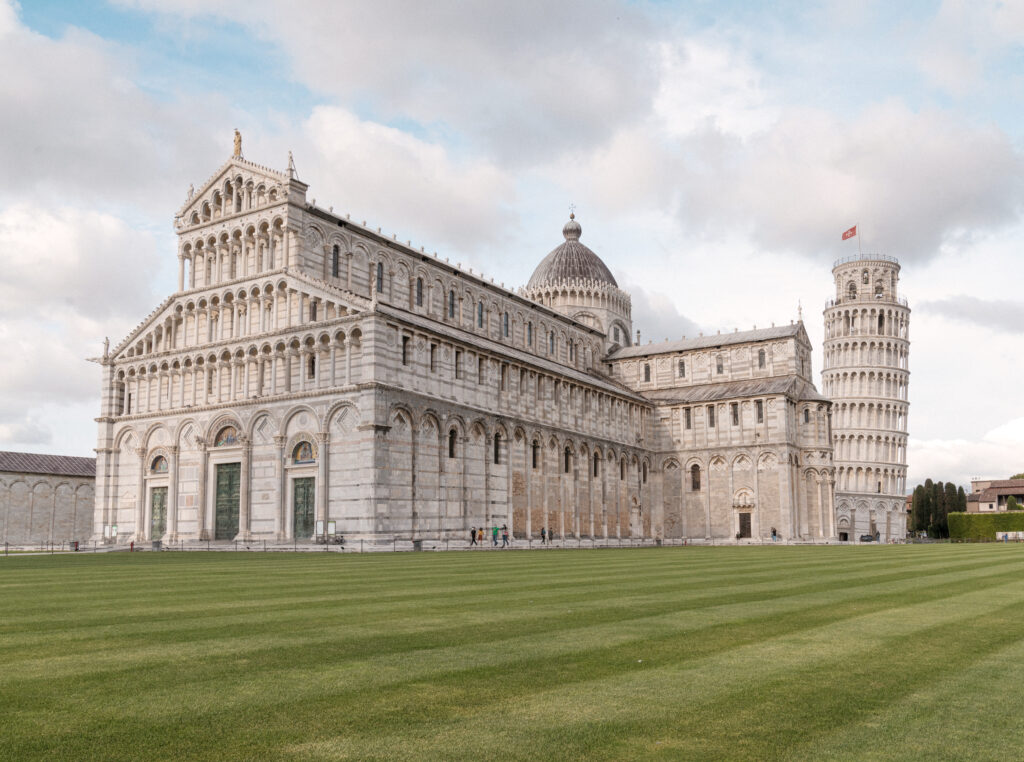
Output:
[
  {"xmin": 0, "ymin": 0, "xmax": 230, "ymax": 213},
  {"xmin": 910, "ymin": 416, "xmax": 1024, "ymax": 487},
  {"xmin": 115, "ymin": 0, "xmax": 662, "ymax": 163},
  {"xmin": 297, "ymin": 106, "xmax": 515, "ymax": 253},
  {"xmin": 915, "ymin": 0, "xmax": 1024, "ymax": 95},
  {"xmin": 0, "ymin": 203, "xmax": 164, "ymax": 449}
]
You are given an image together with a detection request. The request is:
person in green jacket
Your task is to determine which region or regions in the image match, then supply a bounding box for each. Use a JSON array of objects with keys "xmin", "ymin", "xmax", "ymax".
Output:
[{"xmin": 492, "ymin": 525, "xmax": 499, "ymax": 546}]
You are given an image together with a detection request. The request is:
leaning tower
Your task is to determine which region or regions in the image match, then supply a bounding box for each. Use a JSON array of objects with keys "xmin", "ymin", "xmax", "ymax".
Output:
[{"xmin": 822, "ymin": 255, "xmax": 910, "ymax": 541}]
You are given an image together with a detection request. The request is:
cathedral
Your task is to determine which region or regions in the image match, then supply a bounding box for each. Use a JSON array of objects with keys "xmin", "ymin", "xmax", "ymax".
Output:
[{"xmin": 91, "ymin": 138, "xmax": 906, "ymax": 546}]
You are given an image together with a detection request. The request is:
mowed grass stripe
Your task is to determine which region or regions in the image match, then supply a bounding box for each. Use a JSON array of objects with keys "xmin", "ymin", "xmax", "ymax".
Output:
[
  {"xmin": 1, "ymin": 546, "xmax": 1022, "ymax": 760},
  {"xmin": 0, "ymin": 550, "xmax": 1012, "ymax": 679}
]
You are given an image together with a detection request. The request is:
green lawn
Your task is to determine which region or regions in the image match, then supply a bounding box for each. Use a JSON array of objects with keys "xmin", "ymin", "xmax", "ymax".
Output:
[{"xmin": 2, "ymin": 546, "xmax": 1023, "ymax": 761}]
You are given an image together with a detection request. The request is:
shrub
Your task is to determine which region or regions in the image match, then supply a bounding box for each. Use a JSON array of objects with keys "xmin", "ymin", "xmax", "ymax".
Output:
[{"xmin": 948, "ymin": 512, "xmax": 1024, "ymax": 540}]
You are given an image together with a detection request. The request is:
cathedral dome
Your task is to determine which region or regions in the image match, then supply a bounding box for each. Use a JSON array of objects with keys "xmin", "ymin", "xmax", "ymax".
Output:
[{"xmin": 526, "ymin": 214, "xmax": 617, "ymax": 289}]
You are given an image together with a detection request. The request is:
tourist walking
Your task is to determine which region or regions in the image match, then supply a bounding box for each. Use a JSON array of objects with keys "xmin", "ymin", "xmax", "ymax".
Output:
[
  {"xmin": 540, "ymin": 527, "xmax": 546, "ymax": 544},
  {"xmin": 469, "ymin": 527, "xmax": 477, "ymax": 546},
  {"xmin": 477, "ymin": 527, "xmax": 484, "ymax": 545},
  {"xmin": 548, "ymin": 528, "xmax": 555, "ymax": 545},
  {"xmin": 501, "ymin": 526, "xmax": 509, "ymax": 547},
  {"xmin": 492, "ymin": 525, "xmax": 499, "ymax": 546}
]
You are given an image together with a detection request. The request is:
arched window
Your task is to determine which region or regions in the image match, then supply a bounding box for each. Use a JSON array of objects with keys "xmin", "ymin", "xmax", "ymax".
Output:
[
  {"xmin": 214, "ymin": 426, "xmax": 238, "ymax": 447},
  {"xmin": 151, "ymin": 455, "xmax": 168, "ymax": 473},
  {"xmin": 691, "ymin": 464, "xmax": 701, "ymax": 491},
  {"xmin": 503, "ymin": 312, "xmax": 509, "ymax": 337},
  {"xmin": 804, "ymin": 408, "xmax": 810, "ymax": 424},
  {"xmin": 527, "ymin": 322, "xmax": 533, "ymax": 346},
  {"xmin": 874, "ymin": 281, "xmax": 883, "ymax": 297},
  {"xmin": 716, "ymin": 355, "xmax": 724, "ymax": 374},
  {"xmin": 549, "ymin": 332, "xmax": 555, "ymax": 354},
  {"xmin": 376, "ymin": 262, "xmax": 384, "ymax": 293},
  {"xmin": 613, "ymin": 326, "xmax": 620, "ymax": 343},
  {"xmin": 758, "ymin": 349, "xmax": 765, "ymax": 368},
  {"xmin": 564, "ymin": 446, "xmax": 571, "ymax": 473},
  {"xmin": 877, "ymin": 314, "xmax": 884, "ymax": 333},
  {"xmin": 620, "ymin": 459, "xmax": 625, "ymax": 480},
  {"xmin": 862, "ymin": 269, "xmax": 869, "ymax": 284},
  {"xmin": 448, "ymin": 429, "xmax": 457, "ymax": 459},
  {"xmin": 593, "ymin": 452, "xmax": 600, "ymax": 477},
  {"xmin": 493, "ymin": 433, "xmax": 501, "ymax": 465},
  {"xmin": 332, "ymin": 245, "xmax": 340, "ymax": 278},
  {"xmin": 477, "ymin": 301, "xmax": 484, "ymax": 328},
  {"xmin": 415, "ymin": 277, "xmax": 423, "ymax": 306},
  {"xmin": 292, "ymin": 441, "xmax": 314, "ymax": 463},
  {"xmin": 848, "ymin": 282, "xmax": 857, "ymax": 300},
  {"xmin": 643, "ymin": 363, "xmax": 651, "ymax": 382},
  {"xmin": 642, "ymin": 462, "xmax": 647, "ymax": 483},
  {"xmin": 448, "ymin": 290, "xmax": 456, "ymax": 318},
  {"xmin": 531, "ymin": 440, "xmax": 539, "ymax": 469},
  {"xmin": 308, "ymin": 355, "xmax": 316, "ymax": 379}
]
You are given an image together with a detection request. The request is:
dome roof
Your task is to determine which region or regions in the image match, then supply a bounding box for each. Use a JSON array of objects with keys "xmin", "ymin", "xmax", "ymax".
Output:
[{"xmin": 526, "ymin": 214, "xmax": 617, "ymax": 289}]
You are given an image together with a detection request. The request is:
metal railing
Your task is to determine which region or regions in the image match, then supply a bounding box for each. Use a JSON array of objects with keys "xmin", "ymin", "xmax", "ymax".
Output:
[
  {"xmin": 824, "ymin": 294, "xmax": 909, "ymax": 309},
  {"xmin": 833, "ymin": 253, "xmax": 900, "ymax": 268}
]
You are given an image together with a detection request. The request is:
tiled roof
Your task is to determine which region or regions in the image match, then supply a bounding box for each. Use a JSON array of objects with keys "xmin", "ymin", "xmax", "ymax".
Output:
[
  {"xmin": 609, "ymin": 324, "xmax": 803, "ymax": 359},
  {"xmin": 638, "ymin": 375, "xmax": 830, "ymax": 405},
  {"xmin": 0, "ymin": 451, "xmax": 96, "ymax": 478}
]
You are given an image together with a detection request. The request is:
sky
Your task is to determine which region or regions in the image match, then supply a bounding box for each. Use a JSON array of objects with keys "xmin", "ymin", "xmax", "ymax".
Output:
[{"xmin": 0, "ymin": 0, "xmax": 1022, "ymax": 489}]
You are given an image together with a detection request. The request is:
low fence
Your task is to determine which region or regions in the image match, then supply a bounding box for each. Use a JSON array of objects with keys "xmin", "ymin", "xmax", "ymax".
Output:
[{"xmin": 4, "ymin": 536, "xmax": 878, "ymax": 555}]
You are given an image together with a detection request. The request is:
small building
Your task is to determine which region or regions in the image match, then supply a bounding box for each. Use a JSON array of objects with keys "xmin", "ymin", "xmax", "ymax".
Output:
[
  {"xmin": 965, "ymin": 479, "xmax": 1024, "ymax": 513},
  {"xmin": 0, "ymin": 451, "xmax": 95, "ymax": 546}
]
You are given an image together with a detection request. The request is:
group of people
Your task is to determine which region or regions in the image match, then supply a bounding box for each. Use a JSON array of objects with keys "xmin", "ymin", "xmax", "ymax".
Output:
[
  {"xmin": 539, "ymin": 527, "xmax": 557, "ymax": 544},
  {"xmin": 469, "ymin": 525, "xmax": 510, "ymax": 548}
]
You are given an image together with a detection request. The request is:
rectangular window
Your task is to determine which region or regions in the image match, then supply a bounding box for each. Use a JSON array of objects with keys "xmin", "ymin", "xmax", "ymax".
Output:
[
  {"xmin": 478, "ymin": 356, "xmax": 485, "ymax": 384},
  {"xmin": 716, "ymin": 355, "xmax": 724, "ymax": 374},
  {"xmin": 731, "ymin": 402, "xmax": 739, "ymax": 426},
  {"xmin": 376, "ymin": 262, "xmax": 383, "ymax": 293},
  {"xmin": 448, "ymin": 291, "xmax": 455, "ymax": 318},
  {"xmin": 500, "ymin": 363, "xmax": 508, "ymax": 391},
  {"xmin": 331, "ymin": 249, "xmax": 340, "ymax": 278},
  {"xmin": 684, "ymin": 407, "xmax": 692, "ymax": 429},
  {"xmin": 707, "ymin": 405, "xmax": 715, "ymax": 428},
  {"xmin": 455, "ymin": 349, "xmax": 462, "ymax": 379},
  {"xmin": 643, "ymin": 363, "xmax": 651, "ymax": 382},
  {"xmin": 756, "ymin": 399, "xmax": 764, "ymax": 423},
  {"xmin": 503, "ymin": 312, "xmax": 509, "ymax": 337},
  {"xmin": 401, "ymin": 336, "xmax": 409, "ymax": 366},
  {"xmin": 415, "ymin": 278, "xmax": 423, "ymax": 306},
  {"xmin": 527, "ymin": 322, "xmax": 533, "ymax": 346},
  {"xmin": 477, "ymin": 302, "xmax": 484, "ymax": 328},
  {"xmin": 309, "ymin": 301, "xmax": 317, "ymax": 321},
  {"xmin": 430, "ymin": 343, "xmax": 437, "ymax": 373},
  {"xmin": 678, "ymin": 359, "xmax": 685, "ymax": 377}
]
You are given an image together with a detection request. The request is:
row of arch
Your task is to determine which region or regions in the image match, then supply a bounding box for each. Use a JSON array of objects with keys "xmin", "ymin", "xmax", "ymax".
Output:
[
  {"xmin": 832, "ymin": 433, "xmax": 907, "ymax": 465},
  {"xmin": 185, "ymin": 174, "xmax": 282, "ymax": 227},
  {"xmin": 835, "ymin": 465, "xmax": 906, "ymax": 495},
  {"xmin": 0, "ymin": 477, "xmax": 94, "ymax": 544},
  {"xmin": 125, "ymin": 279, "xmax": 356, "ymax": 358},
  {"xmin": 822, "ymin": 340, "xmax": 909, "ymax": 370},
  {"xmin": 825, "ymin": 305, "xmax": 909, "ymax": 340},
  {"xmin": 115, "ymin": 327, "xmax": 364, "ymax": 415},
  {"xmin": 822, "ymin": 370, "xmax": 909, "ymax": 401},
  {"xmin": 830, "ymin": 400, "xmax": 908, "ymax": 432}
]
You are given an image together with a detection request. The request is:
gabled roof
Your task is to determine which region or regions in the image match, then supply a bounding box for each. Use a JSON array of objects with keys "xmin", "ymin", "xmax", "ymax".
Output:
[
  {"xmin": 639, "ymin": 375, "xmax": 829, "ymax": 405},
  {"xmin": 176, "ymin": 156, "xmax": 291, "ymax": 219},
  {"xmin": 609, "ymin": 323, "xmax": 806, "ymax": 359},
  {"xmin": 109, "ymin": 269, "xmax": 369, "ymax": 363},
  {"xmin": 0, "ymin": 451, "xmax": 95, "ymax": 478}
]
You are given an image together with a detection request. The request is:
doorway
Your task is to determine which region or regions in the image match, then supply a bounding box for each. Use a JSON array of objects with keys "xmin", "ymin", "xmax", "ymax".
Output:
[
  {"xmin": 214, "ymin": 463, "xmax": 240, "ymax": 540},
  {"xmin": 150, "ymin": 486, "xmax": 167, "ymax": 539},
  {"xmin": 738, "ymin": 512, "xmax": 752, "ymax": 538},
  {"xmin": 293, "ymin": 477, "xmax": 315, "ymax": 539}
]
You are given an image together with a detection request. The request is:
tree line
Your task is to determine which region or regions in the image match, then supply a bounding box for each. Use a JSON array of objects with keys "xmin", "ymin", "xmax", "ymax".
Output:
[{"xmin": 910, "ymin": 479, "xmax": 966, "ymax": 538}]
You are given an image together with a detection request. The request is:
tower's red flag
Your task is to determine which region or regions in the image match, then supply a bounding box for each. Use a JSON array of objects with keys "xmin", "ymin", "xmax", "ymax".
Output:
[{"xmin": 842, "ymin": 225, "xmax": 857, "ymax": 240}]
